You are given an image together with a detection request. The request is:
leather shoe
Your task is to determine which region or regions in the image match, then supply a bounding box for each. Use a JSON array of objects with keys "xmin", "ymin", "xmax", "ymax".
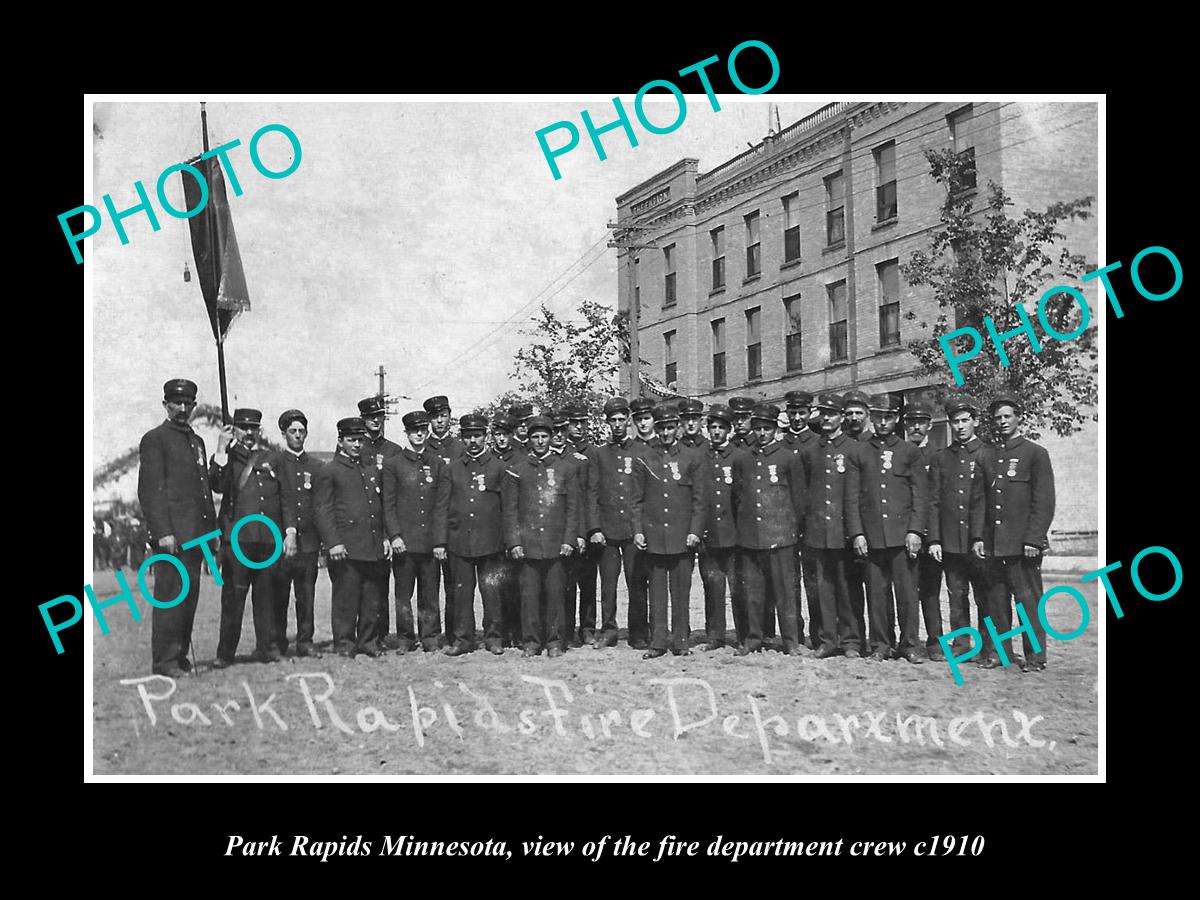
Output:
[
  {"xmin": 927, "ymin": 647, "xmax": 946, "ymax": 662},
  {"xmin": 211, "ymin": 657, "xmax": 233, "ymax": 670},
  {"xmin": 672, "ymin": 647, "xmax": 693, "ymax": 656},
  {"xmin": 444, "ymin": 644, "xmax": 471, "ymax": 657},
  {"xmin": 158, "ymin": 665, "xmax": 187, "ymax": 677},
  {"xmin": 296, "ymin": 643, "xmax": 320, "ymax": 658},
  {"xmin": 979, "ymin": 657, "xmax": 1001, "ymax": 669},
  {"xmin": 486, "ymin": 644, "xmax": 505, "ymax": 655},
  {"xmin": 358, "ymin": 645, "xmax": 380, "ymax": 658},
  {"xmin": 1027, "ymin": 660, "xmax": 1046, "ymax": 672},
  {"xmin": 643, "ymin": 648, "xmax": 667, "ymax": 659},
  {"xmin": 252, "ymin": 650, "xmax": 282, "ymax": 664},
  {"xmin": 735, "ymin": 644, "xmax": 759, "ymax": 656},
  {"xmin": 631, "ymin": 639, "xmax": 649, "ymax": 651},
  {"xmin": 815, "ymin": 645, "xmax": 838, "ymax": 659},
  {"xmin": 521, "ymin": 646, "xmax": 541, "ymax": 658},
  {"xmin": 868, "ymin": 651, "xmax": 889, "ymax": 662},
  {"xmin": 547, "ymin": 647, "xmax": 564, "ymax": 658},
  {"xmin": 704, "ymin": 642, "xmax": 725, "ymax": 652},
  {"xmin": 844, "ymin": 648, "xmax": 861, "ymax": 659},
  {"xmin": 782, "ymin": 643, "xmax": 804, "ymax": 656},
  {"xmin": 900, "ymin": 651, "xmax": 924, "ymax": 665}
]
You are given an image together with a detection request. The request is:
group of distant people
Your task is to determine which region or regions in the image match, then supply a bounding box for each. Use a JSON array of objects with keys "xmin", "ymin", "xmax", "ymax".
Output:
[
  {"xmin": 133, "ymin": 377, "xmax": 1055, "ymax": 679},
  {"xmin": 92, "ymin": 516, "xmax": 149, "ymax": 571}
]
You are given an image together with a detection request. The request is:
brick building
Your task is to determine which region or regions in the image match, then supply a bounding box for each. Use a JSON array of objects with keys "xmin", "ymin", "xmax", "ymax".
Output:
[{"xmin": 614, "ymin": 100, "xmax": 1099, "ymax": 543}]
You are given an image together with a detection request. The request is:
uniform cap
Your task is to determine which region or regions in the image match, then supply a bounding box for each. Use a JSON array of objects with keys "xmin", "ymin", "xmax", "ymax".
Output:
[
  {"xmin": 706, "ymin": 403, "xmax": 733, "ymax": 426},
  {"xmin": 815, "ymin": 393, "xmax": 845, "ymax": 412},
  {"xmin": 651, "ymin": 405, "xmax": 680, "ymax": 424},
  {"xmin": 278, "ymin": 408, "xmax": 307, "ymax": 431},
  {"xmin": 526, "ymin": 414, "xmax": 554, "ymax": 434},
  {"xmin": 751, "ymin": 403, "xmax": 781, "ymax": 424},
  {"xmin": 988, "ymin": 392, "xmax": 1023, "ymax": 415},
  {"xmin": 629, "ymin": 397, "xmax": 654, "ymax": 416},
  {"xmin": 423, "ymin": 395, "xmax": 451, "ymax": 414},
  {"xmin": 551, "ymin": 408, "xmax": 569, "ymax": 428},
  {"xmin": 401, "ymin": 410, "xmax": 430, "ymax": 430},
  {"xmin": 163, "ymin": 378, "xmax": 198, "ymax": 402},
  {"xmin": 904, "ymin": 399, "xmax": 933, "ymax": 420},
  {"xmin": 491, "ymin": 413, "xmax": 516, "ymax": 433},
  {"xmin": 508, "ymin": 403, "xmax": 534, "ymax": 421},
  {"xmin": 358, "ymin": 396, "xmax": 387, "ymax": 417},
  {"xmin": 562, "ymin": 402, "xmax": 588, "ymax": 419},
  {"xmin": 868, "ymin": 393, "xmax": 902, "ymax": 412},
  {"xmin": 729, "ymin": 396, "xmax": 756, "ymax": 414},
  {"xmin": 945, "ymin": 397, "xmax": 979, "ymax": 418},
  {"xmin": 677, "ymin": 398, "xmax": 704, "ymax": 416},
  {"xmin": 337, "ymin": 417, "xmax": 367, "ymax": 437},
  {"xmin": 458, "ymin": 413, "xmax": 487, "ymax": 433},
  {"xmin": 602, "ymin": 396, "xmax": 630, "ymax": 418},
  {"xmin": 233, "ymin": 408, "xmax": 263, "ymax": 428},
  {"xmin": 784, "ymin": 390, "xmax": 814, "ymax": 409},
  {"xmin": 842, "ymin": 389, "xmax": 871, "ymax": 411}
]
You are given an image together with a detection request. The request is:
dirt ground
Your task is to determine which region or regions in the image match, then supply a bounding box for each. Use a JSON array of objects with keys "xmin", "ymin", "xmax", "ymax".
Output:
[{"xmin": 91, "ymin": 564, "xmax": 1098, "ymax": 776}]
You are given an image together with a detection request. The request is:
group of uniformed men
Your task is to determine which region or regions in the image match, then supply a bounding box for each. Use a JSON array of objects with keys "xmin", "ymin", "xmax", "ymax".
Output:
[{"xmin": 136, "ymin": 378, "xmax": 1055, "ymax": 677}]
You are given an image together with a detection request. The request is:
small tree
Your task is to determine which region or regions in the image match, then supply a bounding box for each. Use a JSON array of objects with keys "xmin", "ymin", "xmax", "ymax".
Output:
[
  {"xmin": 475, "ymin": 300, "xmax": 633, "ymax": 443},
  {"xmin": 901, "ymin": 149, "xmax": 1096, "ymax": 440}
]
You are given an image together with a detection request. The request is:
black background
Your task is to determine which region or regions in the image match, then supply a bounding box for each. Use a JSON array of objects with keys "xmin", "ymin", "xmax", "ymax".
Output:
[{"xmin": 26, "ymin": 24, "xmax": 1185, "ymax": 881}]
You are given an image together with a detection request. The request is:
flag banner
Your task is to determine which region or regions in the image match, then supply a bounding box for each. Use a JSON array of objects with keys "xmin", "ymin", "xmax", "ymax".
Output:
[{"xmin": 182, "ymin": 156, "xmax": 250, "ymax": 341}]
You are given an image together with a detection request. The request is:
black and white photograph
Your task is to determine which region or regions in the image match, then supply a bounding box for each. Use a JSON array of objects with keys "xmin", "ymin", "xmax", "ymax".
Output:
[{"xmin": 84, "ymin": 93, "xmax": 1102, "ymax": 778}]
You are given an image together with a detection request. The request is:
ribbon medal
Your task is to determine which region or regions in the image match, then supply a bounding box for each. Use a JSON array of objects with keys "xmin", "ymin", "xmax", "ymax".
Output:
[
  {"xmin": 835, "ymin": 453, "xmax": 845, "ymax": 474},
  {"xmin": 623, "ymin": 457, "xmax": 633, "ymax": 475},
  {"xmin": 1007, "ymin": 458, "xmax": 1019, "ymax": 478},
  {"xmin": 474, "ymin": 473, "xmax": 487, "ymax": 492},
  {"xmin": 547, "ymin": 467, "xmax": 557, "ymax": 489},
  {"xmin": 375, "ymin": 453, "xmax": 384, "ymax": 469},
  {"xmin": 882, "ymin": 449, "xmax": 894, "ymax": 471},
  {"xmin": 668, "ymin": 461, "xmax": 681, "ymax": 481},
  {"xmin": 721, "ymin": 465, "xmax": 732, "ymax": 485},
  {"xmin": 303, "ymin": 471, "xmax": 312, "ymax": 490},
  {"xmin": 768, "ymin": 463, "xmax": 779, "ymax": 484},
  {"xmin": 968, "ymin": 461, "xmax": 976, "ymax": 477},
  {"xmin": 422, "ymin": 465, "xmax": 433, "ymax": 484}
]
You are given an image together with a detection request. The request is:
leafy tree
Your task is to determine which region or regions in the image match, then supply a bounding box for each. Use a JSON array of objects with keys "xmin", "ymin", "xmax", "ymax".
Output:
[{"xmin": 901, "ymin": 149, "xmax": 1096, "ymax": 440}]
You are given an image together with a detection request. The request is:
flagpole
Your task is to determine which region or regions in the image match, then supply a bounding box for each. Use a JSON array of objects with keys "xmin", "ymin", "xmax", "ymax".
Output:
[{"xmin": 201, "ymin": 102, "xmax": 230, "ymax": 426}]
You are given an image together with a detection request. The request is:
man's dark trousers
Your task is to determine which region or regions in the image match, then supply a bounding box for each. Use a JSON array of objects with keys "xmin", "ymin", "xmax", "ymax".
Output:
[
  {"xmin": 449, "ymin": 552, "xmax": 503, "ymax": 651},
  {"xmin": 866, "ymin": 548, "xmax": 919, "ymax": 656},
  {"xmin": 986, "ymin": 556, "xmax": 1047, "ymax": 665},
  {"xmin": 216, "ymin": 541, "xmax": 279, "ymax": 661},
  {"xmin": 598, "ymin": 539, "xmax": 648, "ymax": 645},
  {"xmin": 812, "ymin": 547, "xmax": 861, "ymax": 654},
  {"xmin": 647, "ymin": 552, "xmax": 693, "ymax": 653},
  {"xmin": 798, "ymin": 549, "xmax": 821, "ymax": 648},
  {"xmin": 393, "ymin": 551, "xmax": 441, "ymax": 650},
  {"xmin": 741, "ymin": 546, "xmax": 800, "ymax": 650},
  {"xmin": 328, "ymin": 558, "xmax": 385, "ymax": 655},
  {"xmin": 918, "ymin": 552, "xmax": 944, "ymax": 652},
  {"xmin": 943, "ymin": 552, "xmax": 989, "ymax": 656},
  {"xmin": 521, "ymin": 557, "xmax": 566, "ymax": 651},
  {"xmin": 700, "ymin": 546, "xmax": 736, "ymax": 646},
  {"xmin": 565, "ymin": 544, "xmax": 599, "ymax": 643},
  {"xmin": 150, "ymin": 546, "xmax": 204, "ymax": 673},
  {"xmin": 499, "ymin": 557, "xmax": 521, "ymax": 646},
  {"xmin": 273, "ymin": 551, "xmax": 318, "ymax": 654}
]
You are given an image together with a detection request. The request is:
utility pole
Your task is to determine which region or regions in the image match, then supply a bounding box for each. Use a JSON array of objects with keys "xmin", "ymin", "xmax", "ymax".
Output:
[
  {"xmin": 375, "ymin": 364, "xmax": 387, "ymax": 397},
  {"xmin": 607, "ymin": 220, "xmax": 656, "ymax": 399}
]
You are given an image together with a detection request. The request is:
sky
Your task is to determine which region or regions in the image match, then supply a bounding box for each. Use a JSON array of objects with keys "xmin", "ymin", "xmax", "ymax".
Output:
[{"xmin": 90, "ymin": 97, "xmax": 829, "ymax": 462}]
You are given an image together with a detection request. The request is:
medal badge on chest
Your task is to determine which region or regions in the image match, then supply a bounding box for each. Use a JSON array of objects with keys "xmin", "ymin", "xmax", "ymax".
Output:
[
  {"xmin": 767, "ymin": 463, "xmax": 779, "ymax": 484},
  {"xmin": 303, "ymin": 471, "xmax": 312, "ymax": 490},
  {"xmin": 882, "ymin": 449, "xmax": 894, "ymax": 470},
  {"xmin": 422, "ymin": 465, "xmax": 433, "ymax": 484},
  {"xmin": 474, "ymin": 473, "xmax": 487, "ymax": 492},
  {"xmin": 835, "ymin": 453, "xmax": 845, "ymax": 474},
  {"xmin": 375, "ymin": 453, "xmax": 384, "ymax": 469},
  {"xmin": 194, "ymin": 443, "xmax": 205, "ymax": 467},
  {"xmin": 369, "ymin": 473, "xmax": 380, "ymax": 493},
  {"xmin": 668, "ymin": 461, "xmax": 681, "ymax": 481},
  {"xmin": 968, "ymin": 461, "xmax": 976, "ymax": 477},
  {"xmin": 547, "ymin": 466, "xmax": 557, "ymax": 489},
  {"xmin": 1007, "ymin": 458, "xmax": 1019, "ymax": 478},
  {"xmin": 623, "ymin": 456, "xmax": 632, "ymax": 475},
  {"xmin": 722, "ymin": 465, "xmax": 732, "ymax": 485}
]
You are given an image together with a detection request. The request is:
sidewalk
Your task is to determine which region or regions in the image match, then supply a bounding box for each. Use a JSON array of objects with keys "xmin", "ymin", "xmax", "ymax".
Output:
[{"xmin": 1041, "ymin": 555, "xmax": 1098, "ymax": 578}]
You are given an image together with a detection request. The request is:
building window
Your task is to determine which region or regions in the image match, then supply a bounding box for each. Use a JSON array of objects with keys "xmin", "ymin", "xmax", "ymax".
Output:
[
  {"xmin": 875, "ymin": 142, "xmax": 897, "ymax": 222},
  {"xmin": 710, "ymin": 226, "xmax": 725, "ymax": 290},
  {"xmin": 664, "ymin": 329, "xmax": 676, "ymax": 387},
  {"xmin": 825, "ymin": 172, "xmax": 845, "ymax": 246},
  {"xmin": 745, "ymin": 210, "xmax": 761, "ymax": 277},
  {"xmin": 711, "ymin": 318, "xmax": 726, "ymax": 388},
  {"xmin": 828, "ymin": 281, "xmax": 848, "ymax": 362},
  {"xmin": 784, "ymin": 294, "xmax": 802, "ymax": 372},
  {"xmin": 949, "ymin": 106, "xmax": 977, "ymax": 191},
  {"xmin": 746, "ymin": 306, "xmax": 762, "ymax": 380},
  {"xmin": 782, "ymin": 193, "xmax": 801, "ymax": 262},
  {"xmin": 663, "ymin": 244, "xmax": 676, "ymax": 308},
  {"xmin": 878, "ymin": 259, "xmax": 901, "ymax": 348}
]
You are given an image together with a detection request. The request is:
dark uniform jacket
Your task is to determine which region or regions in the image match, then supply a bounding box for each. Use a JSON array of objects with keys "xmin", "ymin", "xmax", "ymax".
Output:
[
  {"xmin": 800, "ymin": 432, "xmax": 855, "ymax": 550},
  {"xmin": 381, "ymin": 448, "xmax": 445, "ymax": 554},
  {"xmin": 277, "ymin": 448, "xmax": 320, "ymax": 553},
  {"xmin": 567, "ymin": 440, "xmax": 602, "ymax": 535},
  {"xmin": 970, "ymin": 435, "xmax": 1055, "ymax": 556},
  {"xmin": 846, "ymin": 433, "xmax": 927, "ymax": 548},
  {"xmin": 732, "ymin": 439, "xmax": 806, "ymax": 550},
  {"xmin": 594, "ymin": 437, "xmax": 641, "ymax": 541},
  {"xmin": 633, "ymin": 434, "xmax": 660, "ymax": 454},
  {"xmin": 704, "ymin": 441, "xmax": 743, "ymax": 549},
  {"xmin": 137, "ymin": 419, "xmax": 217, "ymax": 545},
  {"xmin": 632, "ymin": 441, "xmax": 706, "ymax": 555},
  {"xmin": 680, "ymin": 433, "xmax": 710, "ymax": 452},
  {"xmin": 927, "ymin": 436, "xmax": 984, "ymax": 554},
  {"xmin": 782, "ymin": 427, "xmax": 819, "ymax": 458},
  {"xmin": 313, "ymin": 451, "xmax": 386, "ymax": 561},
  {"xmin": 492, "ymin": 444, "xmax": 517, "ymax": 463},
  {"xmin": 502, "ymin": 451, "xmax": 580, "ymax": 558},
  {"xmin": 434, "ymin": 449, "xmax": 508, "ymax": 557},
  {"xmin": 362, "ymin": 433, "xmax": 403, "ymax": 471},
  {"xmin": 731, "ymin": 431, "xmax": 758, "ymax": 450},
  {"xmin": 427, "ymin": 431, "xmax": 464, "ymax": 465},
  {"xmin": 209, "ymin": 443, "xmax": 285, "ymax": 546}
]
